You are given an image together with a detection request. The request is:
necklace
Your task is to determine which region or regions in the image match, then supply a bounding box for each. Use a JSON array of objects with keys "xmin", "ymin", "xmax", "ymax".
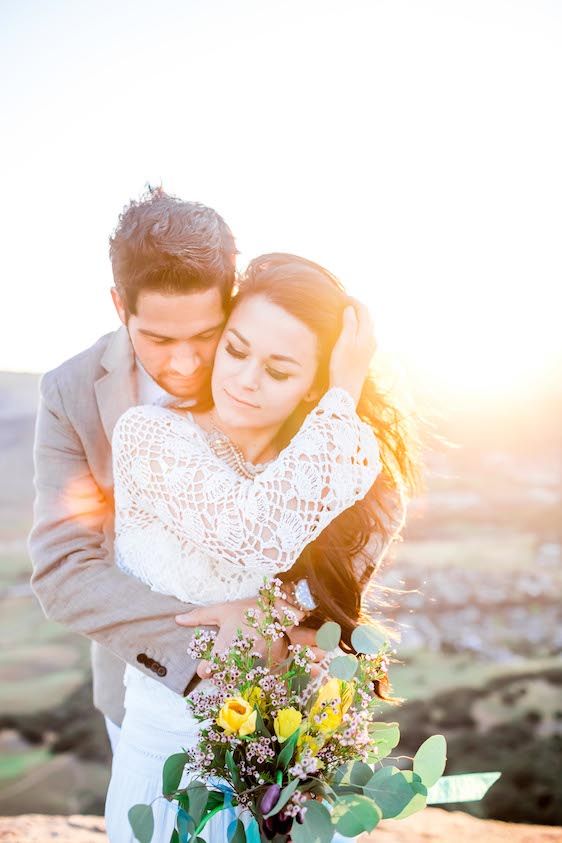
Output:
[{"xmin": 207, "ymin": 412, "xmax": 267, "ymax": 479}]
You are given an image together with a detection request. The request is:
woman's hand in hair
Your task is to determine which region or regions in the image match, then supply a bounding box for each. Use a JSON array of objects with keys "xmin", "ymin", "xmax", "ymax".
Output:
[{"xmin": 329, "ymin": 300, "xmax": 376, "ymax": 405}]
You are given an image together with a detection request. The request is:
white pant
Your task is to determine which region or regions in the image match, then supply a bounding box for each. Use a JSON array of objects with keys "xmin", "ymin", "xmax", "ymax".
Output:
[{"xmin": 104, "ymin": 716, "xmax": 121, "ymax": 755}]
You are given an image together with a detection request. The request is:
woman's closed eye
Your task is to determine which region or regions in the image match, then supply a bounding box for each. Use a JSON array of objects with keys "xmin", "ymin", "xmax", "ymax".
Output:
[
  {"xmin": 266, "ymin": 367, "xmax": 290, "ymax": 381},
  {"xmin": 225, "ymin": 343, "xmax": 290, "ymax": 381},
  {"xmin": 225, "ymin": 342, "xmax": 246, "ymax": 359}
]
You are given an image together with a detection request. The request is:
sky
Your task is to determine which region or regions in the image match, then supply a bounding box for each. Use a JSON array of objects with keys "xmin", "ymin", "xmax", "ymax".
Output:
[{"xmin": 1, "ymin": 0, "xmax": 561, "ymax": 404}]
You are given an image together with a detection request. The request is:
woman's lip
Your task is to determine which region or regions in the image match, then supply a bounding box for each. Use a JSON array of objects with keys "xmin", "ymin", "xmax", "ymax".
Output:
[{"xmin": 224, "ymin": 388, "xmax": 260, "ymax": 409}]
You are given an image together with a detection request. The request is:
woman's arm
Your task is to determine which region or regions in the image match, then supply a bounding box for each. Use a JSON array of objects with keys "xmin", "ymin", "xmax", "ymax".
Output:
[{"xmin": 113, "ymin": 387, "xmax": 381, "ymax": 573}]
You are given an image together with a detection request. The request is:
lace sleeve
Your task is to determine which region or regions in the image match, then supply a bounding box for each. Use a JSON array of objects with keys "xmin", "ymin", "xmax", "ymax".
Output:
[{"xmin": 113, "ymin": 387, "xmax": 381, "ymax": 572}]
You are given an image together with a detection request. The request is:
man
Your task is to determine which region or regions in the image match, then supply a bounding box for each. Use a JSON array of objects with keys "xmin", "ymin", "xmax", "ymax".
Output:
[{"xmin": 29, "ymin": 188, "xmax": 401, "ymax": 750}]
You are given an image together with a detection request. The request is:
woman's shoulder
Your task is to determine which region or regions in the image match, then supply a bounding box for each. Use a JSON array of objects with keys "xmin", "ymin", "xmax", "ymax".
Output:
[{"xmin": 113, "ymin": 403, "xmax": 202, "ymax": 445}]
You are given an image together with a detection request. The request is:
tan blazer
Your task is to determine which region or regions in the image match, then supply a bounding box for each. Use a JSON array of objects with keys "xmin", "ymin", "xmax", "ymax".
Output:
[
  {"xmin": 29, "ymin": 326, "xmax": 406, "ymax": 726},
  {"xmin": 28, "ymin": 326, "xmax": 204, "ymax": 725}
]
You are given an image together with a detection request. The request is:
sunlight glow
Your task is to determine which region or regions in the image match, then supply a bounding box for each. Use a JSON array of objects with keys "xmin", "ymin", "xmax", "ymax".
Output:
[{"xmin": 1, "ymin": 0, "xmax": 560, "ymax": 402}]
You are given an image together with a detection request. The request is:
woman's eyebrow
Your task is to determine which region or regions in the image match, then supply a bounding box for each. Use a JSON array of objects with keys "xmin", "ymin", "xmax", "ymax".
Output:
[{"xmin": 227, "ymin": 328, "xmax": 301, "ymax": 366}]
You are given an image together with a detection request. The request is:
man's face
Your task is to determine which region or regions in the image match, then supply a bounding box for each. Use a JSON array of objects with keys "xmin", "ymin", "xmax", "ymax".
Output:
[{"xmin": 112, "ymin": 287, "xmax": 226, "ymax": 400}]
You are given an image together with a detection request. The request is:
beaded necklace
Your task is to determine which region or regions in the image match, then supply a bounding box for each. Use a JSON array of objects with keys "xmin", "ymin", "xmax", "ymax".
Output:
[{"xmin": 207, "ymin": 412, "xmax": 268, "ymax": 479}]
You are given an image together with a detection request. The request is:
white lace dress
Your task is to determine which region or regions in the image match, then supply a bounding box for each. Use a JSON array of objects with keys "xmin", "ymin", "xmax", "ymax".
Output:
[{"xmin": 104, "ymin": 387, "xmax": 381, "ymax": 842}]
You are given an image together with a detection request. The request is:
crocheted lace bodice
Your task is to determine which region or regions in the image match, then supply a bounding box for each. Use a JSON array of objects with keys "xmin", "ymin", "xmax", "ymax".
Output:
[{"xmin": 112, "ymin": 387, "xmax": 381, "ymax": 722}]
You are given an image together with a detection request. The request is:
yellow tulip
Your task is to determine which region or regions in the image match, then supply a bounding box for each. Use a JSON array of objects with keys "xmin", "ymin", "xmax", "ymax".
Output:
[
  {"xmin": 310, "ymin": 678, "xmax": 355, "ymax": 735},
  {"xmin": 217, "ymin": 696, "xmax": 258, "ymax": 737},
  {"xmin": 274, "ymin": 707, "xmax": 303, "ymax": 742}
]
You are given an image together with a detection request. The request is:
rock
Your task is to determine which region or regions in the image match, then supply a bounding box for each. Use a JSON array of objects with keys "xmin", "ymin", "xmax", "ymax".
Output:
[{"xmin": 0, "ymin": 810, "xmax": 561, "ymax": 842}]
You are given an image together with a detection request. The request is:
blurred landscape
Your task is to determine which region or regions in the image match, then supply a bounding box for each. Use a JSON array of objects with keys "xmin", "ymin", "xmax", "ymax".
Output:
[{"xmin": 0, "ymin": 369, "xmax": 560, "ymax": 824}]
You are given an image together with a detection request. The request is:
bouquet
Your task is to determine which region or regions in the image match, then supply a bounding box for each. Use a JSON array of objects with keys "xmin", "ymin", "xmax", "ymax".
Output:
[{"xmin": 129, "ymin": 579, "xmax": 496, "ymax": 843}]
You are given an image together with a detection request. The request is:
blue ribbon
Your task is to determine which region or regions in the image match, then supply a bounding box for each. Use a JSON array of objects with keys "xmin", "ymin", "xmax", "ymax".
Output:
[
  {"xmin": 208, "ymin": 778, "xmax": 237, "ymax": 829},
  {"xmin": 207, "ymin": 779, "xmax": 262, "ymax": 843}
]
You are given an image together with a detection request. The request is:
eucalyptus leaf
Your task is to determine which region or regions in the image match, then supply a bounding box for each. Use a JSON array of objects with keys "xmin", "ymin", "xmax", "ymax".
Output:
[
  {"xmin": 162, "ymin": 753, "xmax": 189, "ymax": 796},
  {"xmin": 227, "ymin": 818, "xmax": 247, "ymax": 843},
  {"xmin": 367, "ymin": 721, "xmax": 400, "ymax": 761},
  {"xmin": 351, "ymin": 623, "xmax": 387, "ymax": 654},
  {"xmin": 128, "ymin": 803, "xmax": 154, "ymax": 843},
  {"xmin": 316, "ymin": 621, "xmax": 341, "ymax": 651},
  {"xmin": 392, "ymin": 771, "xmax": 427, "ymax": 820},
  {"xmin": 331, "ymin": 794, "xmax": 382, "ymax": 836},
  {"xmin": 363, "ymin": 767, "xmax": 418, "ymax": 818},
  {"xmin": 185, "ymin": 782, "xmax": 210, "ymax": 827},
  {"xmin": 349, "ymin": 761, "xmax": 374, "ymax": 786},
  {"xmin": 427, "ymin": 772, "xmax": 502, "ymax": 804},
  {"xmin": 413, "ymin": 735, "xmax": 447, "ymax": 788},
  {"xmin": 290, "ymin": 800, "xmax": 334, "ymax": 843},
  {"xmin": 328, "ymin": 654, "xmax": 358, "ymax": 681},
  {"xmin": 333, "ymin": 763, "xmax": 353, "ymax": 786}
]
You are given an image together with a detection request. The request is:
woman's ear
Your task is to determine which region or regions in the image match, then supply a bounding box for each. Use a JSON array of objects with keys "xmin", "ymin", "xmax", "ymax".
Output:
[{"xmin": 303, "ymin": 386, "xmax": 321, "ymax": 403}]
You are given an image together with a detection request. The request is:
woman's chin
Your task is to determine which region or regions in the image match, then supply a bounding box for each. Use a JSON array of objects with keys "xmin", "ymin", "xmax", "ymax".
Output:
[{"xmin": 212, "ymin": 396, "xmax": 257, "ymax": 429}]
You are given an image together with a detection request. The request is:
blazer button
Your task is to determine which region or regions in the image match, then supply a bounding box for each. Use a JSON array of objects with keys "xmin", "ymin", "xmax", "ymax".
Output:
[
  {"xmin": 150, "ymin": 662, "xmax": 158, "ymax": 673},
  {"xmin": 136, "ymin": 653, "xmax": 147, "ymax": 665},
  {"xmin": 157, "ymin": 666, "xmax": 167, "ymax": 677}
]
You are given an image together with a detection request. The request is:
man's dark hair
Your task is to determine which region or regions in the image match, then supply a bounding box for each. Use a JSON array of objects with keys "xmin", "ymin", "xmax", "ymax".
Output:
[{"xmin": 109, "ymin": 187, "xmax": 237, "ymax": 315}]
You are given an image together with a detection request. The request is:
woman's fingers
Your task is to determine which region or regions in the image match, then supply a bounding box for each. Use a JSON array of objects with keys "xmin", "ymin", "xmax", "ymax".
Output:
[{"xmin": 176, "ymin": 605, "xmax": 221, "ymax": 626}]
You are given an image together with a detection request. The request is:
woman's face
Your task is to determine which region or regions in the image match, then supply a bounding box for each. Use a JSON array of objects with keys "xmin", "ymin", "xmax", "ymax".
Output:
[{"xmin": 211, "ymin": 294, "xmax": 320, "ymax": 433}]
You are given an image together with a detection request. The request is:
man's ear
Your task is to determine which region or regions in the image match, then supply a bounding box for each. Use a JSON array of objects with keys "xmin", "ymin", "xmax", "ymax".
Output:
[{"xmin": 111, "ymin": 287, "xmax": 128, "ymax": 326}]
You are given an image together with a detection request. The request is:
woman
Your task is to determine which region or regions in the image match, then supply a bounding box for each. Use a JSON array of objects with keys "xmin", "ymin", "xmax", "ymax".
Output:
[{"xmin": 105, "ymin": 254, "xmax": 418, "ymax": 841}]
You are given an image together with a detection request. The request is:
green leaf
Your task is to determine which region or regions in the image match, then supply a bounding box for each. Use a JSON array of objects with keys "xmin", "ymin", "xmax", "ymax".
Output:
[
  {"xmin": 316, "ymin": 621, "xmax": 341, "ymax": 651},
  {"xmin": 367, "ymin": 721, "xmax": 400, "ymax": 761},
  {"xmin": 290, "ymin": 800, "xmax": 334, "ymax": 843},
  {"xmin": 128, "ymin": 803, "xmax": 154, "ymax": 843},
  {"xmin": 225, "ymin": 750, "xmax": 242, "ymax": 789},
  {"xmin": 276, "ymin": 728, "xmax": 300, "ymax": 770},
  {"xmin": 169, "ymin": 830, "xmax": 179, "ymax": 843},
  {"xmin": 351, "ymin": 623, "xmax": 387, "ymax": 654},
  {"xmin": 427, "ymin": 772, "xmax": 502, "ymax": 804},
  {"xmin": 349, "ymin": 761, "xmax": 374, "ymax": 786},
  {"xmin": 227, "ymin": 818, "xmax": 246, "ymax": 842},
  {"xmin": 162, "ymin": 753, "xmax": 189, "ymax": 796},
  {"xmin": 333, "ymin": 762, "xmax": 353, "ymax": 786},
  {"xmin": 185, "ymin": 782, "xmax": 210, "ymax": 827},
  {"xmin": 392, "ymin": 771, "xmax": 427, "ymax": 820},
  {"xmin": 254, "ymin": 709, "xmax": 271, "ymax": 738},
  {"xmin": 413, "ymin": 735, "xmax": 447, "ymax": 788},
  {"xmin": 332, "ymin": 760, "xmax": 373, "ymax": 790},
  {"xmin": 363, "ymin": 767, "xmax": 418, "ymax": 819},
  {"xmin": 205, "ymin": 790, "xmax": 225, "ymax": 812},
  {"xmin": 264, "ymin": 777, "xmax": 300, "ymax": 818},
  {"xmin": 331, "ymin": 794, "xmax": 382, "ymax": 836},
  {"xmin": 328, "ymin": 654, "xmax": 358, "ymax": 680}
]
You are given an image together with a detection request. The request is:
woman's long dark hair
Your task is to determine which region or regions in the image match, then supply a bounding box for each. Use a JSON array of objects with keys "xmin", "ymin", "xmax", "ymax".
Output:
[{"xmin": 235, "ymin": 254, "xmax": 421, "ymax": 684}]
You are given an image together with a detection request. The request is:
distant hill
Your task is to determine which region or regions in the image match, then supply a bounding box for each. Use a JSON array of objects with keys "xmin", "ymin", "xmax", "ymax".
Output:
[{"xmin": 0, "ymin": 373, "xmax": 40, "ymax": 526}]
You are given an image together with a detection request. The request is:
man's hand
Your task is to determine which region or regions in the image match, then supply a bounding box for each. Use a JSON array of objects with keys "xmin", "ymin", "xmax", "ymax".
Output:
[
  {"xmin": 176, "ymin": 595, "xmax": 308, "ymax": 679},
  {"xmin": 329, "ymin": 299, "xmax": 376, "ymax": 405}
]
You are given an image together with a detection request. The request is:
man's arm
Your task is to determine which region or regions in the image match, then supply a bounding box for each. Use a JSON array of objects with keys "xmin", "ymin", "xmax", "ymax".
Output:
[{"xmin": 28, "ymin": 373, "xmax": 204, "ymax": 694}]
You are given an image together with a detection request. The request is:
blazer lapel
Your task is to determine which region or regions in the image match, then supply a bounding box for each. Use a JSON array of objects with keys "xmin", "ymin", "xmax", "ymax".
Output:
[{"xmin": 94, "ymin": 326, "xmax": 137, "ymax": 445}]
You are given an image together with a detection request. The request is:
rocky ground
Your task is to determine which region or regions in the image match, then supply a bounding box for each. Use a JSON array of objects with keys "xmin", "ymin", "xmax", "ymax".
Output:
[{"xmin": 1, "ymin": 809, "xmax": 561, "ymax": 842}]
